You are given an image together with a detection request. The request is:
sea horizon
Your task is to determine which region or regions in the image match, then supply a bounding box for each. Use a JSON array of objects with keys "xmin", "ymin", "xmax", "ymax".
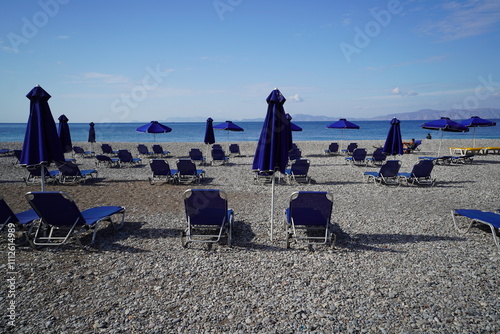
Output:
[{"xmin": 1, "ymin": 120, "xmax": 499, "ymax": 143}]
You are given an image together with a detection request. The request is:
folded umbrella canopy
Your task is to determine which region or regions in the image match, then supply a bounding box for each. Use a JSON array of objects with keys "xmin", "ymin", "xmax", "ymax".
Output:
[
  {"xmin": 421, "ymin": 117, "xmax": 469, "ymax": 156},
  {"xmin": 204, "ymin": 117, "xmax": 216, "ymax": 162},
  {"xmin": 136, "ymin": 121, "xmax": 172, "ymax": 142},
  {"xmin": 382, "ymin": 118, "xmax": 403, "ymax": 158},
  {"xmin": 20, "ymin": 85, "xmax": 65, "ymax": 191},
  {"xmin": 88, "ymin": 122, "xmax": 96, "ymax": 153},
  {"xmin": 459, "ymin": 116, "xmax": 496, "ymax": 147},
  {"xmin": 252, "ymin": 88, "xmax": 291, "ymax": 240},
  {"xmin": 58, "ymin": 114, "xmax": 73, "ymax": 153}
]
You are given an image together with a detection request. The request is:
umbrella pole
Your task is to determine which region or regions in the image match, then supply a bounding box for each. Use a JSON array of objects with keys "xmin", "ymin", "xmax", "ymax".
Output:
[
  {"xmin": 41, "ymin": 165, "xmax": 46, "ymax": 192},
  {"xmin": 473, "ymin": 127, "xmax": 476, "ymax": 148},
  {"xmin": 438, "ymin": 130, "xmax": 444, "ymax": 156},
  {"xmin": 270, "ymin": 173, "xmax": 275, "ymax": 241}
]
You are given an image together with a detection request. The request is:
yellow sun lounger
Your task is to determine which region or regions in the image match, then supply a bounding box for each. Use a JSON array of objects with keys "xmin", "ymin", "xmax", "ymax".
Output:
[{"xmin": 449, "ymin": 147, "xmax": 486, "ymax": 155}]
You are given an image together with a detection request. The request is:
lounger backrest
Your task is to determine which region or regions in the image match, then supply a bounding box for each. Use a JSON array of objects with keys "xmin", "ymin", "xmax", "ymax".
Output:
[
  {"xmin": 372, "ymin": 148, "xmax": 385, "ymax": 160},
  {"xmin": 412, "ymin": 160, "xmax": 434, "ymax": 178},
  {"xmin": 352, "ymin": 148, "xmax": 367, "ymax": 160},
  {"xmin": 289, "ymin": 191, "xmax": 333, "ymax": 227},
  {"xmin": 328, "ymin": 143, "xmax": 339, "ymax": 152},
  {"xmin": 379, "ymin": 160, "xmax": 401, "ymax": 177},
  {"xmin": 26, "ymin": 165, "xmax": 51, "ymax": 177},
  {"xmin": 73, "ymin": 146, "xmax": 84, "ymax": 154},
  {"xmin": 184, "ymin": 189, "xmax": 227, "ymax": 226},
  {"xmin": 288, "ymin": 148, "xmax": 302, "ymax": 160},
  {"xmin": 95, "ymin": 155, "xmax": 111, "ymax": 162},
  {"xmin": 137, "ymin": 145, "xmax": 149, "ymax": 154},
  {"xmin": 212, "ymin": 144, "xmax": 222, "ymax": 150},
  {"xmin": 150, "ymin": 159, "xmax": 172, "ymax": 176},
  {"xmin": 118, "ymin": 150, "xmax": 133, "ymax": 162},
  {"xmin": 56, "ymin": 161, "xmax": 81, "ymax": 176},
  {"xmin": 101, "ymin": 144, "xmax": 113, "ymax": 154},
  {"xmin": 0, "ymin": 196, "xmax": 18, "ymax": 225},
  {"xmin": 229, "ymin": 144, "xmax": 240, "ymax": 153},
  {"xmin": 189, "ymin": 149, "xmax": 203, "ymax": 160},
  {"xmin": 346, "ymin": 143, "xmax": 358, "ymax": 152},
  {"xmin": 177, "ymin": 159, "xmax": 196, "ymax": 175},
  {"xmin": 291, "ymin": 159, "xmax": 310, "ymax": 175},
  {"xmin": 212, "ymin": 149, "xmax": 226, "ymax": 160},
  {"xmin": 26, "ymin": 191, "xmax": 85, "ymax": 227},
  {"xmin": 152, "ymin": 145, "xmax": 163, "ymax": 154}
]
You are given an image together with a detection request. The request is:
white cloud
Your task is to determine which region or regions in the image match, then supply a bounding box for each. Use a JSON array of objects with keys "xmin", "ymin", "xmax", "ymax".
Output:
[
  {"xmin": 419, "ymin": 0, "xmax": 500, "ymax": 41},
  {"xmin": 392, "ymin": 87, "xmax": 419, "ymax": 97},
  {"xmin": 55, "ymin": 35, "xmax": 70, "ymax": 40},
  {"xmin": 82, "ymin": 72, "xmax": 129, "ymax": 84},
  {"xmin": 289, "ymin": 93, "xmax": 303, "ymax": 102}
]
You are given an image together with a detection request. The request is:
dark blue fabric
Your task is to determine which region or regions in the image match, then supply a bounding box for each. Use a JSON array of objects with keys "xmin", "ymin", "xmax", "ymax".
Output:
[
  {"xmin": 58, "ymin": 114, "xmax": 73, "ymax": 153},
  {"xmin": 204, "ymin": 117, "xmax": 215, "ymax": 144},
  {"xmin": 327, "ymin": 118, "xmax": 360, "ymax": 129},
  {"xmin": 421, "ymin": 117, "xmax": 469, "ymax": 132},
  {"xmin": 213, "ymin": 120, "xmax": 244, "ymax": 131},
  {"xmin": 20, "ymin": 86, "xmax": 65, "ymax": 167},
  {"xmin": 136, "ymin": 121, "xmax": 172, "ymax": 133},
  {"xmin": 382, "ymin": 118, "xmax": 403, "ymax": 156},
  {"xmin": 459, "ymin": 116, "xmax": 496, "ymax": 127},
  {"xmin": 252, "ymin": 89, "xmax": 291, "ymax": 174},
  {"xmin": 88, "ymin": 122, "xmax": 96, "ymax": 143}
]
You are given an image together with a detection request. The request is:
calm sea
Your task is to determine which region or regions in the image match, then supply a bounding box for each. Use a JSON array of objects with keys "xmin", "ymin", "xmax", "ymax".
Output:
[{"xmin": 1, "ymin": 120, "xmax": 499, "ymax": 143}]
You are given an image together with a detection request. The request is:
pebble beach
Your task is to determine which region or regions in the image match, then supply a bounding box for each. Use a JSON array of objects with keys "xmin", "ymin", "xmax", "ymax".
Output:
[{"xmin": 1, "ymin": 138, "xmax": 499, "ymax": 333}]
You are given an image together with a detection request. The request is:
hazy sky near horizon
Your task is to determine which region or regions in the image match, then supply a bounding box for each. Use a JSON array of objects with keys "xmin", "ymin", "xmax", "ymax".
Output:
[{"xmin": 1, "ymin": 0, "xmax": 500, "ymax": 123}]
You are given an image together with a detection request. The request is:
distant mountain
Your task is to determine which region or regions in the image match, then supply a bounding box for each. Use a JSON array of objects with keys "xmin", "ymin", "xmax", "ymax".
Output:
[
  {"xmin": 289, "ymin": 114, "xmax": 335, "ymax": 121},
  {"xmin": 368, "ymin": 108, "xmax": 500, "ymax": 121}
]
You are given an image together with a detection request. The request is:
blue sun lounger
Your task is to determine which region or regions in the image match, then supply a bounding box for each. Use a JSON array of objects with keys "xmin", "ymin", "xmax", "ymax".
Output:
[
  {"xmin": 176, "ymin": 159, "xmax": 205, "ymax": 184},
  {"xmin": 398, "ymin": 159, "xmax": 435, "ymax": 186},
  {"xmin": 181, "ymin": 189, "xmax": 234, "ymax": 247},
  {"xmin": 149, "ymin": 159, "xmax": 178, "ymax": 184},
  {"xmin": 25, "ymin": 191, "xmax": 125, "ymax": 247},
  {"xmin": 56, "ymin": 160, "xmax": 98, "ymax": 184},
  {"xmin": 283, "ymin": 191, "xmax": 335, "ymax": 249},
  {"xmin": 364, "ymin": 160, "xmax": 401, "ymax": 185},
  {"xmin": 452, "ymin": 209, "xmax": 500, "ymax": 251},
  {"xmin": 0, "ymin": 196, "xmax": 39, "ymax": 232}
]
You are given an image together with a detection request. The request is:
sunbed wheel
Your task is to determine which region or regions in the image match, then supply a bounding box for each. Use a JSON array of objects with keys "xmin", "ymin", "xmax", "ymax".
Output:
[
  {"xmin": 148, "ymin": 177, "xmax": 154, "ymax": 185},
  {"xmin": 180, "ymin": 231, "xmax": 187, "ymax": 248},
  {"xmin": 329, "ymin": 233, "xmax": 336, "ymax": 248},
  {"xmin": 285, "ymin": 233, "xmax": 291, "ymax": 249}
]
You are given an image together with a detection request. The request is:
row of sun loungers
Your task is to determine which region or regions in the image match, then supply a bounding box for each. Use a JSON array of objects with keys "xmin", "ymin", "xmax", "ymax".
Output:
[
  {"xmin": 449, "ymin": 147, "xmax": 500, "ymax": 155},
  {"xmin": 4, "ymin": 190, "xmax": 498, "ymax": 251}
]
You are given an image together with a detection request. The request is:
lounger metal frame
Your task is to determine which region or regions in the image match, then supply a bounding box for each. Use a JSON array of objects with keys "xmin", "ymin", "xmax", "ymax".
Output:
[
  {"xmin": 451, "ymin": 209, "xmax": 500, "ymax": 251},
  {"xmin": 181, "ymin": 189, "xmax": 234, "ymax": 247},
  {"xmin": 283, "ymin": 191, "xmax": 335, "ymax": 249}
]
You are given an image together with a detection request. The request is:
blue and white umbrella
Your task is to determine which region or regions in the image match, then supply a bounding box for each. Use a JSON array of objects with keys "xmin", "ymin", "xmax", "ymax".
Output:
[{"xmin": 136, "ymin": 121, "xmax": 172, "ymax": 142}]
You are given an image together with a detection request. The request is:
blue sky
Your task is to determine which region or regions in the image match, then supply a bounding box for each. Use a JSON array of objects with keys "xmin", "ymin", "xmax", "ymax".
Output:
[{"xmin": 1, "ymin": 0, "xmax": 500, "ymax": 123}]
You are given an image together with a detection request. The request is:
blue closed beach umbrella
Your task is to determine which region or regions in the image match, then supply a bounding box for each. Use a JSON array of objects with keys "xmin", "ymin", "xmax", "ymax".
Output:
[
  {"xmin": 459, "ymin": 116, "xmax": 496, "ymax": 147},
  {"xmin": 58, "ymin": 114, "xmax": 73, "ymax": 153},
  {"xmin": 204, "ymin": 117, "xmax": 215, "ymax": 161},
  {"xmin": 88, "ymin": 122, "xmax": 96, "ymax": 152},
  {"xmin": 253, "ymin": 88, "xmax": 291, "ymax": 240},
  {"xmin": 422, "ymin": 117, "xmax": 469, "ymax": 156},
  {"xmin": 136, "ymin": 121, "xmax": 172, "ymax": 142},
  {"xmin": 20, "ymin": 85, "xmax": 65, "ymax": 191},
  {"xmin": 382, "ymin": 118, "xmax": 403, "ymax": 158},
  {"xmin": 204, "ymin": 117, "xmax": 215, "ymax": 145}
]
